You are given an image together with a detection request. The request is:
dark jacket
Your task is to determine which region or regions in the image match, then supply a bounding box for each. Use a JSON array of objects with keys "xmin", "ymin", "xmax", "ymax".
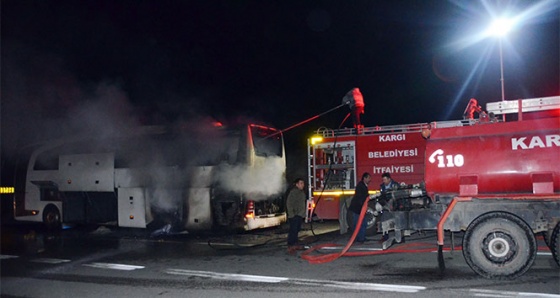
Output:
[
  {"xmin": 286, "ymin": 187, "xmax": 306, "ymax": 218},
  {"xmin": 348, "ymin": 180, "xmax": 369, "ymax": 214}
]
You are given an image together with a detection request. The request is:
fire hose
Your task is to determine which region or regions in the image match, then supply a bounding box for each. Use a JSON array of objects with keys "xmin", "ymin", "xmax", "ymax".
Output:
[{"xmin": 300, "ymin": 195, "xmax": 462, "ymax": 265}]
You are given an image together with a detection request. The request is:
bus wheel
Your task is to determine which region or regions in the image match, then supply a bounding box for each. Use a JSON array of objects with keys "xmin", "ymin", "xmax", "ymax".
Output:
[
  {"xmin": 43, "ymin": 205, "xmax": 61, "ymax": 230},
  {"xmin": 551, "ymin": 222, "xmax": 560, "ymax": 267},
  {"xmin": 463, "ymin": 212, "xmax": 536, "ymax": 279}
]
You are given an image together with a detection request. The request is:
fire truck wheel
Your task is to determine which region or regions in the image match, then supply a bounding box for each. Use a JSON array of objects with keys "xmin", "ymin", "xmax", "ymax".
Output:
[
  {"xmin": 551, "ymin": 222, "xmax": 560, "ymax": 267},
  {"xmin": 42, "ymin": 205, "xmax": 61, "ymax": 230},
  {"xmin": 345, "ymin": 206, "xmax": 377, "ymax": 235},
  {"xmin": 365, "ymin": 203, "xmax": 378, "ymax": 236},
  {"xmin": 462, "ymin": 212, "xmax": 536, "ymax": 279}
]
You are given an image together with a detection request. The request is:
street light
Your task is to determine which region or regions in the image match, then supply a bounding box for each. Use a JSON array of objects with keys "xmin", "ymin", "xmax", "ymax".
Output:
[
  {"xmin": 487, "ymin": 18, "xmax": 515, "ymax": 121},
  {"xmin": 487, "ymin": 18, "xmax": 515, "ymax": 103}
]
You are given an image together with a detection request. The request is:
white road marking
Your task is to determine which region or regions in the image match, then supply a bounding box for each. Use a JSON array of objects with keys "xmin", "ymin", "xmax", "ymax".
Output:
[
  {"xmin": 324, "ymin": 280, "xmax": 426, "ymax": 292},
  {"xmin": 470, "ymin": 289, "xmax": 560, "ymax": 297},
  {"xmin": 165, "ymin": 269, "xmax": 426, "ymax": 293},
  {"xmin": 166, "ymin": 269, "xmax": 288, "ymax": 283},
  {"xmin": 0, "ymin": 255, "xmax": 19, "ymax": 260},
  {"xmin": 196, "ymin": 242, "xmax": 257, "ymax": 247},
  {"xmin": 83, "ymin": 262, "xmax": 145, "ymax": 271},
  {"xmin": 31, "ymin": 258, "xmax": 71, "ymax": 264}
]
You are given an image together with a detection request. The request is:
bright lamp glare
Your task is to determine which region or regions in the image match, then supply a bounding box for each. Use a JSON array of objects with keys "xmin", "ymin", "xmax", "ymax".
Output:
[{"xmin": 488, "ymin": 18, "xmax": 515, "ymax": 37}]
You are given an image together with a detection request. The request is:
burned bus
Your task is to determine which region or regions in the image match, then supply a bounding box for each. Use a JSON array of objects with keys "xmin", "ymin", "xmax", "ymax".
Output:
[{"xmin": 10, "ymin": 122, "xmax": 287, "ymax": 232}]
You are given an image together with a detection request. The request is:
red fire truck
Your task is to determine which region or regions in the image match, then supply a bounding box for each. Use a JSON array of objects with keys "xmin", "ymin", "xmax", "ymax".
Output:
[{"xmin": 307, "ymin": 95, "xmax": 560, "ymax": 278}]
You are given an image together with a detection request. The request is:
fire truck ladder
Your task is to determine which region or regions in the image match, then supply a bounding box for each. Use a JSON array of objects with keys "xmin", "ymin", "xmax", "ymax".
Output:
[{"xmin": 486, "ymin": 96, "xmax": 560, "ymax": 120}]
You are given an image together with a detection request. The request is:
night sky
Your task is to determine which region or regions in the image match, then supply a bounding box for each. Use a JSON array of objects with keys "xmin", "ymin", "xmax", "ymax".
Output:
[{"xmin": 1, "ymin": 0, "xmax": 559, "ymax": 181}]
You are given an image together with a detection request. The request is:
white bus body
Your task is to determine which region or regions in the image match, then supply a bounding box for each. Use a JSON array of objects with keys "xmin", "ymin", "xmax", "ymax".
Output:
[{"xmin": 12, "ymin": 124, "xmax": 287, "ymax": 231}]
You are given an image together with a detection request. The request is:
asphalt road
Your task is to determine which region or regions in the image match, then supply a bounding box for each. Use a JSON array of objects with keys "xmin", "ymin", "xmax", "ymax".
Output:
[{"xmin": 1, "ymin": 221, "xmax": 559, "ymax": 297}]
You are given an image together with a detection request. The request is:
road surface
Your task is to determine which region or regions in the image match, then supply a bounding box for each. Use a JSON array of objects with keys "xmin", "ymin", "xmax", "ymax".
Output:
[{"xmin": 1, "ymin": 221, "xmax": 559, "ymax": 297}]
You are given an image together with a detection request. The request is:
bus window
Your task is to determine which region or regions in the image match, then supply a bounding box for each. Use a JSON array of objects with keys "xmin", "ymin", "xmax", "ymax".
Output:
[{"xmin": 251, "ymin": 126, "xmax": 283, "ymax": 157}]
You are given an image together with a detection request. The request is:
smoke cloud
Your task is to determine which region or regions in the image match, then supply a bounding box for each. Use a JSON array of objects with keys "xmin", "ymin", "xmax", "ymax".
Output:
[
  {"xmin": 2, "ymin": 41, "xmax": 287, "ymax": 218},
  {"xmin": 215, "ymin": 157, "xmax": 286, "ymax": 199}
]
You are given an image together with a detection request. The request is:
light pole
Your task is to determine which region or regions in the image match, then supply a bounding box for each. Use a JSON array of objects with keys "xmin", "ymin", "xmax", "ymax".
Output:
[
  {"xmin": 488, "ymin": 18, "xmax": 514, "ymax": 120},
  {"xmin": 498, "ymin": 37, "xmax": 505, "ymax": 102}
]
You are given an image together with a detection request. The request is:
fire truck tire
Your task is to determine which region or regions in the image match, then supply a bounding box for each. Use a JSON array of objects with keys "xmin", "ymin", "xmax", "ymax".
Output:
[
  {"xmin": 345, "ymin": 205, "xmax": 377, "ymax": 235},
  {"xmin": 542, "ymin": 230, "xmax": 552, "ymax": 249},
  {"xmin": 42, "ymin": 205, "xmax": 61, "ymax": 230},
  {"xmin": 462, "ymin": 212, "xmax": 536, "ymax": 279},
  {"xmin": 365, "ymin": 203, "xmax": 378, "ymax": 236},
  {"xmin": 551, "ymin": 223, "xmax": 560, "ymax": 267}
]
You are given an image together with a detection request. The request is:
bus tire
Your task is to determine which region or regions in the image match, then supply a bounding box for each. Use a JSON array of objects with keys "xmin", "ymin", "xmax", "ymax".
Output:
[
  {"xmin": 463, "ymin": 212, "xmax": 536, "ymax": 279},
  {"xmin": 43, "ymin": 205, "xmax": 61, "ymax": 230},
  {"xmin": 551, "ymin": 222, "xmax": 560, "ymax": 267}
]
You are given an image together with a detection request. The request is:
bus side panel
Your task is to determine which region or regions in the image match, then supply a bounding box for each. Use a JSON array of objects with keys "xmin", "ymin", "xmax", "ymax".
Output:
[
  {"xmin": 118, "ymin": 188, "xmax": 148, "ymax": 228},
  {"xmin": 59, "ymin": 153, "xmax": 115, "ymax": 192},
  {"xmin": 184, "ymin": 188, "xmax": 213, "ymax": 230},
  {"xmin": 184, "ymin": 166, "xmax": 214, "ymax": 230}
]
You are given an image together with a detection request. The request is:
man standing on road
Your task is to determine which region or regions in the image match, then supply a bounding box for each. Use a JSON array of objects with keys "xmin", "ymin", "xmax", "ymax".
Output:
[
  {"xmin": 286, "ymin": 178, "xmax": 306, "ymax": 254},
  {"xmin": 348, "ymin": 172, "xmax": 371, "ymax": 243}
]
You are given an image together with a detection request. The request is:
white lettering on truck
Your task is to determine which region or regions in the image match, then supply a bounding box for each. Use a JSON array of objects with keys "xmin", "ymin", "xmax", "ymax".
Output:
[
  {"xmin": 379, "ymin": 134, "xmax": 406, "ymax": 142},
  {"xmin": 368, "ymin": 148, "xmax": 418, "ymax": 158},
  {"xmin": 373, "ymin": 165, "xmax": 414, "ymax": 174},
  {"xmin": 428, "ymin": 149, "xmax": 464, "ymax": 168},
  {"xmin": 511, "ymin": 134, "xmax": 560, "ymax": 150}
]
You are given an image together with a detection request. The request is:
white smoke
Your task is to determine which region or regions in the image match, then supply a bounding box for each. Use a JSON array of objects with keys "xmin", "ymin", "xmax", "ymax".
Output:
[
  {"xmin": 2, "ymin": 41, "xmax": 288, "ymax": 218},
  {"xmin": 215, "ymin": 156, "xmax": 286, "ymax": 199}
]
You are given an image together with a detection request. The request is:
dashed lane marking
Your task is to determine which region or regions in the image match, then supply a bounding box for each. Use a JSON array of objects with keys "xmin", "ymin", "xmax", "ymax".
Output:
[
  {"xmin": 83, "ymin": 262, "xmax": 145, "ymax": 271},
  {"xmin": 0, "ymin": 255, "xmax": 19, "ymax": 260},
  {"xmin": 164, "ymin": 269, "xmax": 426, "ymax": 293},
  {"xmin": 470, "ymin": 288, "xmax": 560, "ymax": 297},
  {"xmin": 31, "ymin": 258, "xmax": 71, "ymax": 264},
  {"xmin": 320, "ymin": 247, "xmax": 553, "ymax": 256}
]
